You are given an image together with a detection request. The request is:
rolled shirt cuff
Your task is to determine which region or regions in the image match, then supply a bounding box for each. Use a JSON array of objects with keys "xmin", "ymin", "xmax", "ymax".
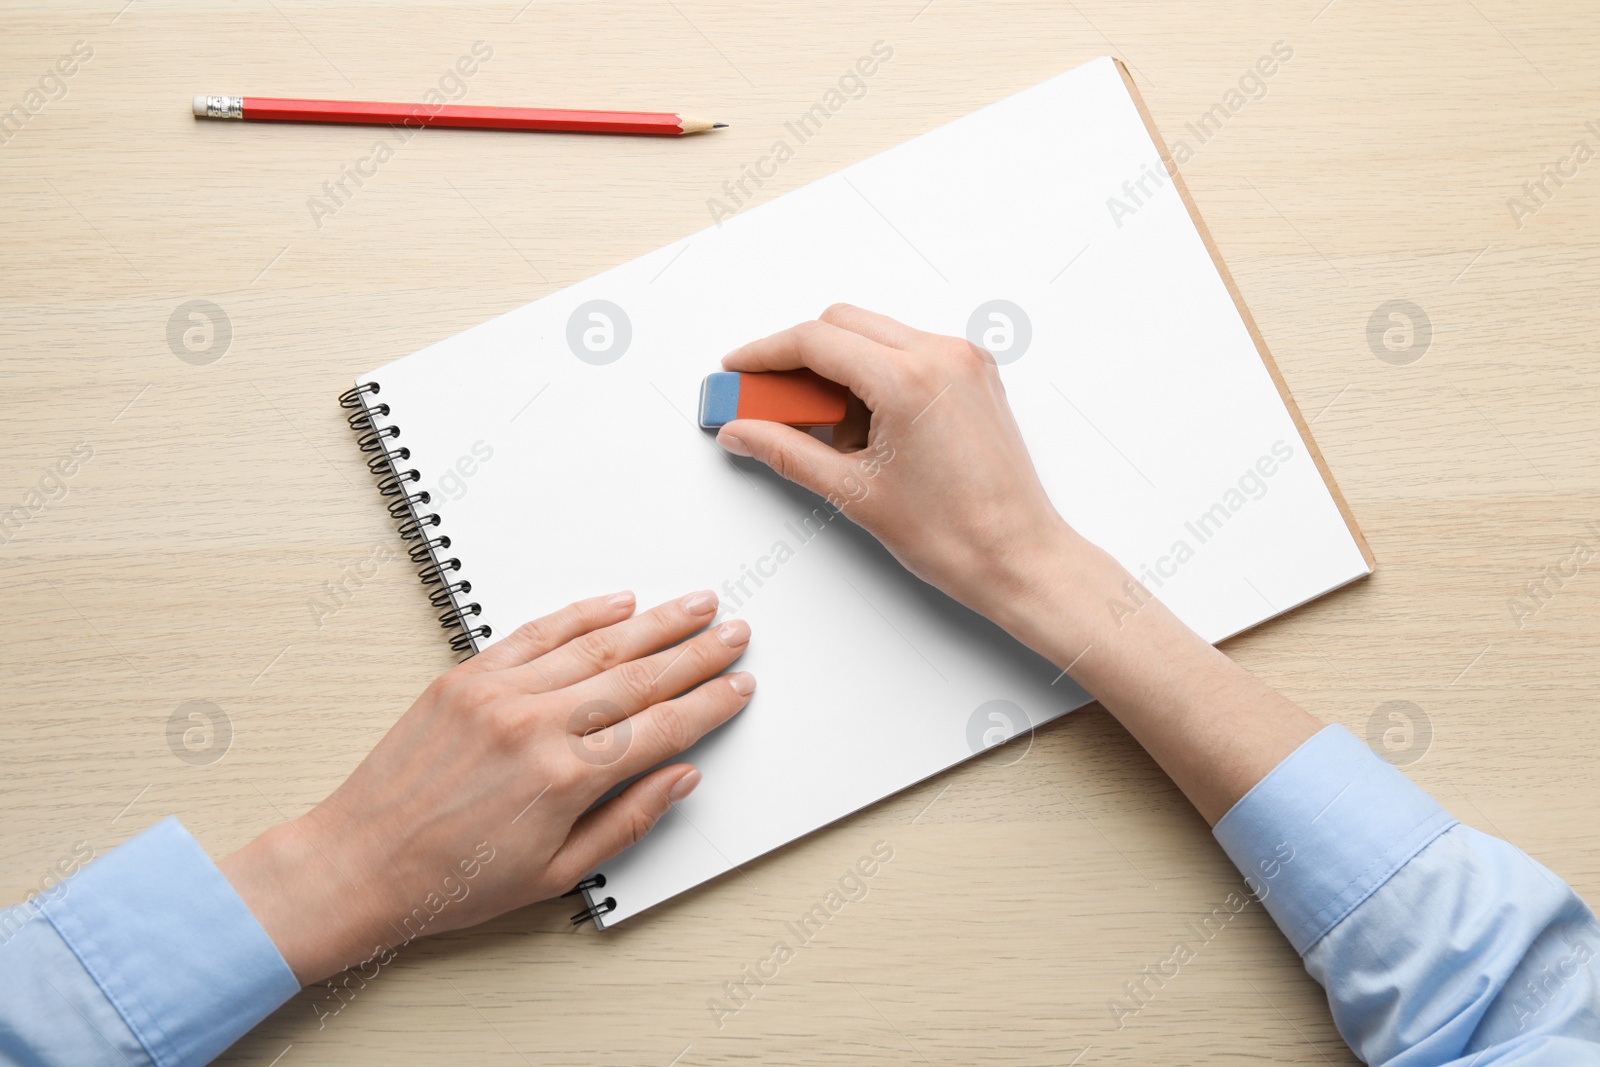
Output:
[
  {"xmin": 39, "ymin": 816, "xmax": 300, "ymax": 1067},
  {"xmin": 1212, "ymin": 725, "xmax": 1458, "ymax": 955}
]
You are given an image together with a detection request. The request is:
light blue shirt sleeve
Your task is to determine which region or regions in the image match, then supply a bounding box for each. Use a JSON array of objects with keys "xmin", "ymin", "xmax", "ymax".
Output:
[
  {"xmin": 0, "ymin": 817, "xmax": 300, "ymax": 1066},
  {"xmin": 1214, "ymin": 725, "xmax": 1600, "ymax": 1065}
]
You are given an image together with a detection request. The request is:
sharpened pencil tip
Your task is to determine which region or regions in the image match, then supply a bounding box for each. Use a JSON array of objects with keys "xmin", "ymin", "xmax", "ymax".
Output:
[{"xmin": 713, "ymin": 123, "xmax": 729, "ymax": 129}]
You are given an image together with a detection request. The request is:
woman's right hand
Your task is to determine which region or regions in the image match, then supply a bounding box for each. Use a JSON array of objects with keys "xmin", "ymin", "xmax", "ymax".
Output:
[
  {"xmin": 714, "ymin": 303, "xmax": 1082, "ymax": 633},
  {"xmin": 717, "ymin": 304, "xmax": 1324, "ymax": 827}
]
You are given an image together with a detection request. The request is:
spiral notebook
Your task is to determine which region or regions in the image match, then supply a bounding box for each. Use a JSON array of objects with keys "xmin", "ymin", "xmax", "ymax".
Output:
[{"xmin": 341, "ymin": 57, "xmax": 1373, "ymax": 928}]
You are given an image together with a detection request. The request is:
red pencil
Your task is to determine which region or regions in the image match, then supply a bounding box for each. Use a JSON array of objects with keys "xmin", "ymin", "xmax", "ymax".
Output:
[{"xmin": 192, "ymin": 95, "xmax": 726, "ymax": 136}]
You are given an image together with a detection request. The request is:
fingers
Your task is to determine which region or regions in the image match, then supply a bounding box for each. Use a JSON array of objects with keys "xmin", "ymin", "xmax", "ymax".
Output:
[
  {"xmin": 817, "ymin": 302, "xmax": 926, "ymax": 350},
  {"xmin": 543, "ymin": 763, "xmax": 703, "ymax": 891},
  {"xmin": 719, "ymin": 308, "xmax": 929, "ymax": 482},
  {"xmin": 510, "ymin": 591, "xmax": 720, "ymax": 693},
  {"xmin": 722, "ymin": 319, "xmax": 898, "ymax": 411},
  {"xmin": 465, "ymin": 591, "xmax": 637, "ymax": 674},
  {"xmin": 832, "ymin": 392, "xmax": 873, "ymax": 453},
  {"xmin": 576, "ymin": 618, "xmax": 751, "ymax": 719},
  {"xmin": 575, "ymin": 669, "xmax": 756, "ymax": 785},
  {"xmin": 716, "ymin": 419, "xmax": 854, "ymax": 499}
]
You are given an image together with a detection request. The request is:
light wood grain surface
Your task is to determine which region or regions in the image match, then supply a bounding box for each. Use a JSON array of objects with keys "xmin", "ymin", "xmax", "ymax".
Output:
[{"xmin": 4, "ymin": 2, "xmax": 1597, "ymax": 1064}]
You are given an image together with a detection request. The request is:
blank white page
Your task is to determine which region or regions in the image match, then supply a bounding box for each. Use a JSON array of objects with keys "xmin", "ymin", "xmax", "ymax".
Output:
[{"xmin": 355, "ymin": 56, "xmax": 1371, "ymax": 927}]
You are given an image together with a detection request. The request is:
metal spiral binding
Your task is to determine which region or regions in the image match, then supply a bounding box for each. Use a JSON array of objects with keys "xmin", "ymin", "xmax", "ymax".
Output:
[
  {"xmin": 569, "ymin": 895, "xmax": 617, "ymax": 927},
  {"xmin": 561, "ymin": 875, "xmax": 606, "ymax": 898},
  {"xmin": 563, "ymin": 875, "xmax": 613, "ymax": 926},
  {"xmin": 339, "ymin": 382, "xmax": 492, "ymax": 658}
]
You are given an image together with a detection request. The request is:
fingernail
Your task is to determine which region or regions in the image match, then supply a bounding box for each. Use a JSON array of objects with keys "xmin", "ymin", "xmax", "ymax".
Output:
[
  {"xmin": 669, "ymin": 767, "xmax": 702, "ymax": 802},
  {"xmin": 727, "ymin": 671, "xmax": 756, "ymax": 696},
  {"xmin": 607, "ymin": 591, "xmax": 635, "ymax": 608},
  {"xmin": 681, "ymin": 590, "xmax": 717, "ymax": 614},
  {"xmin": 717, "ymin": 431, "xmax": 751, "ymax": 457},
  {"xmin": 716, "ymin": 619, "xmax": 751, "ymax": 646}
]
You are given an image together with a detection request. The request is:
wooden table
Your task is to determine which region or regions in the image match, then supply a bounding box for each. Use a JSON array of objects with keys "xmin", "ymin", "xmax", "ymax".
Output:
[{"xmin": 4, "ymin": 2, "xmax": 1596, "ymax": 1063}]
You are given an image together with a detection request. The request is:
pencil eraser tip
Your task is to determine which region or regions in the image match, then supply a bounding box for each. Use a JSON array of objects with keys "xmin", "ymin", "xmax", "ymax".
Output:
[{"xmin": 193, "ymin": 95, "xmax": 210, "ymax": 117}]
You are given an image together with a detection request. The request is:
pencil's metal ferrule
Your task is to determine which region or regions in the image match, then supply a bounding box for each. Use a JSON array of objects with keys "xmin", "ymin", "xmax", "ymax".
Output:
[{"xmin": 194, "ymin": 95, "xmax": 243, "ymax": 120}]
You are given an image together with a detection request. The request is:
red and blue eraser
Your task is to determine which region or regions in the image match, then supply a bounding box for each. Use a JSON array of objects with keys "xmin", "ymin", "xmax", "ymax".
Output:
[{"xmin": 698, "ymin": 370, "xmax": 849, "ymax": 429}]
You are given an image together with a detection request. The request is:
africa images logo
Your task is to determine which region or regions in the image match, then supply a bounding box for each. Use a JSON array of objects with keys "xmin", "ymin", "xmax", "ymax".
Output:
[
  {"xmin": 965, "ymin": 699, "xmax": 1033, "ymax": 766},
  {"xmin": 566, "ymin": 299, "xmax": 632, "ymax": 365}
]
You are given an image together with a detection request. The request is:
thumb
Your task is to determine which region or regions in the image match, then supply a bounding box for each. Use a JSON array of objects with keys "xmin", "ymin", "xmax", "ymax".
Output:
[
  {"xmin": 717, "ymin": 419, "xmax": 850, "ymax": 499},
  {"xmin": 544, "ymin": 764, "xmax": 698, "ymax": 897}
]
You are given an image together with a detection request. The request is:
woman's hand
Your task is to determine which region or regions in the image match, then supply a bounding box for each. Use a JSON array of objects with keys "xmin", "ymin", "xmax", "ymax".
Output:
[
  {"xmin": 219, "ymin": 590, "xmax": 753, "ymax": 984},
  {"xmin": 718, "ymin": 304, "xmax": 1320, "ymax": 824},
  {"xmin": 715, "ymin": 303, "xmax": 1079, "ymax": 634}
]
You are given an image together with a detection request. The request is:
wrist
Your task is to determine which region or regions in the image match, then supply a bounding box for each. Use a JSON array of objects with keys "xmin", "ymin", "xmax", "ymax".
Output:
[
  {"xmin": 981, "ymin": 517, "xmax": 1104, "ymax": 656},
  {"xmin": 219, "ymin": 815, "xmax": 394, "ymax": 985},
  {"xmin": 984, "ymin": 520, "xmax": 1218, "ymax": 687}
]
